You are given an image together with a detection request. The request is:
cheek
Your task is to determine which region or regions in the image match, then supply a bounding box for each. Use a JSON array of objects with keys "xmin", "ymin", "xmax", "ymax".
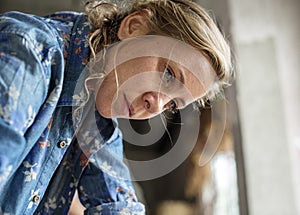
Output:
[
  {"xmin": 98, "ymin": 76, "xmax": 117, "ymax": 98},
  {"xmin": 95, "ymin": 75, "xmax": 118, "ymax": 116},
  {"xmin": 184, "ymin": 73, "xmax": 209, "ymax": 100}
]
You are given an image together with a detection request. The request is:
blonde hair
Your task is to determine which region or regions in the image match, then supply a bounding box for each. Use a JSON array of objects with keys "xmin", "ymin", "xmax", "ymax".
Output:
[{"xmin": 85, "ymin": 0, "xmax": 234, "ymax": 107}]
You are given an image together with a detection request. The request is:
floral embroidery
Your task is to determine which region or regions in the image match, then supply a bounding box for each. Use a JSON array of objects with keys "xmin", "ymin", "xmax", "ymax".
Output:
[
  {"xmin": 80, "ymin": 152, "xmax": 89, "ymax": 167},
  {"xmin": 72, "ymin": 89, "xmax": 87, "ymax": 103},
  {"xmin": 22, "ymin": 105, "xmax": 36, "ymax": 132},
  {"xmin": 82, "ymin": 58, "xmax": 88, "ymax": 65},
  {"xmin": 7, "ymin": 84, "xmax": 19, "ymax": 108},
  {"xmin": 97, "ymin": 161, "xmax": 118, "ymax": 177},
  {"xmin": 44, "ymin": 197, "xmax": 57, "ymax": 212},
  {"xmin": 0, "ymin": 103, "xmax": 11, "ymax": 125},
  {"xmin": 23, "ymin": 161, "xmax": 38, "ymax": 182},
  {"xmin": 75, "ymin": 47, "xmax": 81, "ymax": 54},
  {"xmin": 39, "ymin": 140, "xmax": 50, "ymax": 149}
]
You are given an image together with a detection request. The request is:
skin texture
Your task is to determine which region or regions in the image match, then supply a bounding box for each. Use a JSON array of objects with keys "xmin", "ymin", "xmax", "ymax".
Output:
[{"xmin": 95, "ymin": 10, "xmax": 216, "ymax": 120}]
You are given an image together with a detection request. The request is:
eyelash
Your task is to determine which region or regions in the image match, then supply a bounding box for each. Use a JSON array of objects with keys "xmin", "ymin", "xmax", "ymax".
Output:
[
  {"xmin": 168, "ymin": 100, "xmax": 178, "ymax": 114},
  {"xmin": 163, "ymin": 66, "xmax": 178, "ymax": 114},
  {"xmin": 163, "ymin": 67, "xmax": 175, "ymax": 83}
]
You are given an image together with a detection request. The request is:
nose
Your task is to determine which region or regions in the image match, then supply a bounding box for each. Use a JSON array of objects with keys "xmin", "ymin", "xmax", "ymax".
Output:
[{"xmin": 142, "ymin": 92, "xmax": 169, "ymax": 114}]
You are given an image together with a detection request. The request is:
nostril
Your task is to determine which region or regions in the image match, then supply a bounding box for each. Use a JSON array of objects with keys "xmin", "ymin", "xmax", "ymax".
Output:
[
  {"xmin": 142, "ymin": 92, "xmax": 164, "ymax": 114},
  {"xmin": 144, "ymin": 100, "xmax": 151, "ymax": 109}
]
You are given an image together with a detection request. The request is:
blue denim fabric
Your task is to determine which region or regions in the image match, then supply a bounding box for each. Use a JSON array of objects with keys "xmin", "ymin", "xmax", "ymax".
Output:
[{"xmin": 0, "ymin": 11, "xmax": 145, "ymax": 215}]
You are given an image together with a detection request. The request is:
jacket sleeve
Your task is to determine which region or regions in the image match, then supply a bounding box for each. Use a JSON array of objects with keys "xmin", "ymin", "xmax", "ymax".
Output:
[
  {"xmin": 0, "ymin": 13, "xmax": 58, "ymax": 190},
  {"xmin": 0, "ymin": 34, "xmax": 49, "ymax": 189},
  {"xmin": 77, "ymin": 128, "xmax": 146, "ymax": 215}
]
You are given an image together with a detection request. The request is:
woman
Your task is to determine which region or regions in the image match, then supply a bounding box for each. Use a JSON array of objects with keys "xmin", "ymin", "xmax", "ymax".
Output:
[{"xmin": 0, "ymin": 0, "xmax": 233, "ymax": 214}]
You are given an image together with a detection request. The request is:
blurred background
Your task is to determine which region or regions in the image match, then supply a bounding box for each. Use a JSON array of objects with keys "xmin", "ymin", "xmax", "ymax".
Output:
[{"xmin": 1, "ymin": 0, "xmax": 299, "ymax": 214}]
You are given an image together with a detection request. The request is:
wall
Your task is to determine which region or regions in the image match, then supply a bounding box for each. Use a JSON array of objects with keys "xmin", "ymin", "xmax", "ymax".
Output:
[
  {"xmin": 196, "ymin": 0, "xmax": 300, "ymax": 214},
  {"xmin": 228, "ymin": 0, "xmax": 300, "ymax": 214}
]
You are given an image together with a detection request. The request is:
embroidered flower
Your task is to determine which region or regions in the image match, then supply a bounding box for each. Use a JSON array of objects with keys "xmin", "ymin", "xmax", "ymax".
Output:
[
  {"xmin": 39, "ymin": 140, "xmax": 50, "ymax": 149},
  {"xmin": 44, "ymin": 197, "xmax": 57, "ymax": 211},
  {"xmin": 75, "ymin": 47, "xmax": 82, "ymax": 55},
  {"xmin": 82, "ymin": 58, "xmax": 88, "ymax": 65},
  {"xmin": 23, "ymin": 105, "xmax": 36, "ymax": 130},
  {"xmin": 23, "ymin": 161, "xmax": 38, "ymax": 182},
  {"xmin": 7, "ymin": 84, "xmax": 19, "ymax": 108},
  {"xmin": 98, "ymin": 161, "xmax": 117, "ymax": 177},
  {"xmin": 72, "ymin": 90, "xmax": 87, "ymax": 105}
]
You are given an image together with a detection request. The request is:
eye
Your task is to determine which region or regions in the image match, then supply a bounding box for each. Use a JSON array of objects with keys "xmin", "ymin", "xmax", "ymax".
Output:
[
  {"xmin": 168, "ymin": 100, "xmax": 178, "ymax": 114},
  {"xmin": 163, "ymin": 66, "xmax": 175, "ymax": 83}
]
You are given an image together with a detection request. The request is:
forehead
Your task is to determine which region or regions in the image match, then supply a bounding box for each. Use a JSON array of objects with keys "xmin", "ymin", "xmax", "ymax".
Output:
[{"xmin": 102, "ymin": 35, "xmax": 216, "ymax": 79}]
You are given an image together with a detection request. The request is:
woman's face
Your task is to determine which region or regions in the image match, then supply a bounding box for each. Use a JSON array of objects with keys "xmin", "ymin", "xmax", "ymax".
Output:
[{"xmin": 94, "ymin": 35, "xmax": 216, "ymax": 120}]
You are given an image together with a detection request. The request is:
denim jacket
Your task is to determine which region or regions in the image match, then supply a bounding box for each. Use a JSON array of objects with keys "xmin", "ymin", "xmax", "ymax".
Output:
[{"xmin": 0, "ymin": 11, "xmax": 145, "ymax": 215}]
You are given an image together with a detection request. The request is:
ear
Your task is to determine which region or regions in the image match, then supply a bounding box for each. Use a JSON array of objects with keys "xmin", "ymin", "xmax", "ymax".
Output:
[{"xmin": 118, "ymin": 9, "xmax": 152, "ymax": 40}]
